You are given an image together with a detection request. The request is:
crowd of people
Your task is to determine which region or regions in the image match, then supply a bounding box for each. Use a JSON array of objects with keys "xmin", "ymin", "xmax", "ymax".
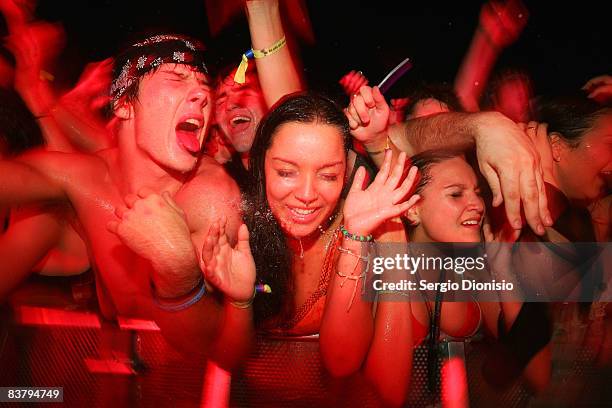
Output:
[{"xmin": 1, "ymin": 0, "xmax": 610, "ymax": 407}]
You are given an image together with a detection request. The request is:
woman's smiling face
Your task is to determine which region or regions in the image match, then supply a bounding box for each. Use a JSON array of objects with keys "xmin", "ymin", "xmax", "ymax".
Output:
[{"xmin": 264, "ymin": 121, "xmax": 346, "ymax": 239}]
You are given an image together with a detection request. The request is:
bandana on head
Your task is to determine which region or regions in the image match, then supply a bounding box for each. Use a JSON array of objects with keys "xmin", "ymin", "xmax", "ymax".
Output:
[{"xmin": 110, "ymin": 34, "xmax": 209, "ymax": 105}]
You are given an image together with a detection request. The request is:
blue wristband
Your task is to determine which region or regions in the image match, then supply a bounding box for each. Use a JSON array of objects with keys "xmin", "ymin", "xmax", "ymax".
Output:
[{"xmin": 152, "ymin": 276, "xmax": 206, "ymax": 312}]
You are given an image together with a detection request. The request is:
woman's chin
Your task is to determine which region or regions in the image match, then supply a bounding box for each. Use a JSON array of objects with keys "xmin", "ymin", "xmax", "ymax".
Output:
[
  {"xmin": 457, "ymin": 236, "xmax": 482, "ymax": 244},
  {"xmin": 437, "ymin": 233, "xmax": 481, "ymax": 243}
]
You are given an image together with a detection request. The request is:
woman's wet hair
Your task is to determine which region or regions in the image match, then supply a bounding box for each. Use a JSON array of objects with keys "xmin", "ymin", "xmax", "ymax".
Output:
[
  {"xmin": 534, "ymin": 93, "xmax": 612, "ymax": 148},
  {"xmin": 244, "ymin": 91, "xmax": 350, "ymax": 325},
  {"xmin": 409, "ymin": 149, "xmax": 467, "ymax": 195},
  {"xmin": 249, "ymin": 91, "xmax": 351, "ymax": 174},
  {"xmin": 404, "ymin": 149, "xmax": 481, "ymax": 238}
]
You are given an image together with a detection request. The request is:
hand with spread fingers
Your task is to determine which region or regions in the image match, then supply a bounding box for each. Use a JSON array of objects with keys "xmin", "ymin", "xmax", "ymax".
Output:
[
  {"xmin": 200, "ymin": 218, "xmax": 256, "ymax": 304},
  {"xmin": 343, "ymin": 150, "xmax": 420, "ymax": 236}
]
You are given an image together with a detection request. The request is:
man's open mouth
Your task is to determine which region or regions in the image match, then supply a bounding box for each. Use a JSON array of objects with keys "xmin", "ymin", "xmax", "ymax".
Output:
[{"xmin": 176, "ymin": 118, "xmax": 203, "ymax": 153}]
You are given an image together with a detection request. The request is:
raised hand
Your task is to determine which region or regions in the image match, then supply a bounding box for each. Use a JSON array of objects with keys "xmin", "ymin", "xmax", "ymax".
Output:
[
  {"xmin": 200, "ymin": 218, "xmax": 256, "ymax": 303},
  {"xmin": 339, "ymin": 70, "xmax": 369, "ymax": 97},
  {"xmin": 4, "ymin": 19, "xmax": 66, "ymax": 115},
  {"xmin": 343, "ymin": 150, "xmax": 420, "ymax": 236},
  {"xmin": 60, "ymin": 58, "xmax": 114, "ymax": 112},
  {"xmin": 345, "ymin": 85, "xmax": 390, "ymax": 149},
  {"xmin": 479, "ymin": 0, "xmax": 528, "ymax": 49}
]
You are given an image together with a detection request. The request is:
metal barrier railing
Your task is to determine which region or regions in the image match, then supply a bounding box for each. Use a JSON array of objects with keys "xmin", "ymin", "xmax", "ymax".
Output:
[{"xmin": 1, "ymin": 287, "xmax": 609, "ymax": 407}]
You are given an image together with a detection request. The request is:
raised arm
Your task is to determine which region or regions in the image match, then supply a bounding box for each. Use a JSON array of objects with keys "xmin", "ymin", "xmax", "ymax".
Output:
[
  {"xmin": 3, "ymin": 3, "xmax": 111, "ymax": 153},
  {"xmin": 407, "ymin": 111, "xmax": 552, "ymax": 234},
  {"xmin": 51, "ymin": 59, "xmax": 115, "ymax": 152},
  {"xmin": 347, "ymin": 86, "xmax": 552, "ymax": 235},
  {"xmin": 454, "ymin": 0, "xmax": 528, "ymax": 111},
  {"xmin": 320, "ymin": 151, "xmax": 419, "ymax": 377},
  {"xmin": 245, "ymin": 0, "xmax": 303, "ymax": 106},
  {"xmin": 363, "ymin": 297, "xmax": 414, "ymax": 407},
  {"xmin": 4, "ymin": 16, "xmax": 72, "ymax": 151},
  {"xmin": 345, "ymin": 85, "xmax": 403, "ymax": 169}
]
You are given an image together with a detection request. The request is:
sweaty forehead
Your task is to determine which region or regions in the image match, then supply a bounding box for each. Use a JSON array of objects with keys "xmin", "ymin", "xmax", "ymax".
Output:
[
  {"xmin": 269, "ymin": 122, "xmax": 346, "ymax": 159},
  {"xmin": 429, "ymin": 158, "xmax": 477, "ymax": 186},
  {"xmin": 111, "ymin": 34, "xmax": 209, "ymax": 103},
  {"xmin": 161, "ymin": 63, "xmax": 210, "ymax": 78},
  {"xmin": 138, "ymin": 64, "xmax": 211, "ymax": 91}
]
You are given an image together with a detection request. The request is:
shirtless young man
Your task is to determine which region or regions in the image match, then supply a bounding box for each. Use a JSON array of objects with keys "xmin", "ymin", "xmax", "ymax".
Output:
[{"xmin": 0, "ymin": 35, "xmax": 254, "ymax": 368}]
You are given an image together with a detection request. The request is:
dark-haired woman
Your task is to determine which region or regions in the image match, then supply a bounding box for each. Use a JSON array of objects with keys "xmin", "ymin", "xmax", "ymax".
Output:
[{"xmin": 202, "ymin": 92, "xmax": 419, "ymax": 405}]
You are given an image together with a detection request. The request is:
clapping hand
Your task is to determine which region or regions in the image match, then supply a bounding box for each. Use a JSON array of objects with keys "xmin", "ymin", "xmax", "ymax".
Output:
[{"xmin": 200, "ymin": 218, "xmax": 256, "ymax": 304}]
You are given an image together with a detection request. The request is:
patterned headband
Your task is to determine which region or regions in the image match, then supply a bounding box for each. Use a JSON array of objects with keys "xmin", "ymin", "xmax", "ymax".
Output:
[{"xmin": 110, "ymin": 34, "xmax": 209, "ymax": 104}]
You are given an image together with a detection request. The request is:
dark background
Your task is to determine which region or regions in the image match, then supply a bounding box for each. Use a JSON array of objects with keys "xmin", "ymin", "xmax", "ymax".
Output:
[{"xmin": 4, "ymin": 1, "xmax": 611, "ymax": 99}]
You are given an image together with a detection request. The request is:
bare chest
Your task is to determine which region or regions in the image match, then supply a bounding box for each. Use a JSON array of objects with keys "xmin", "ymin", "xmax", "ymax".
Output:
[{"xmin": 69, "ymin": 182, "xmax": 151, "ymax": 318}]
